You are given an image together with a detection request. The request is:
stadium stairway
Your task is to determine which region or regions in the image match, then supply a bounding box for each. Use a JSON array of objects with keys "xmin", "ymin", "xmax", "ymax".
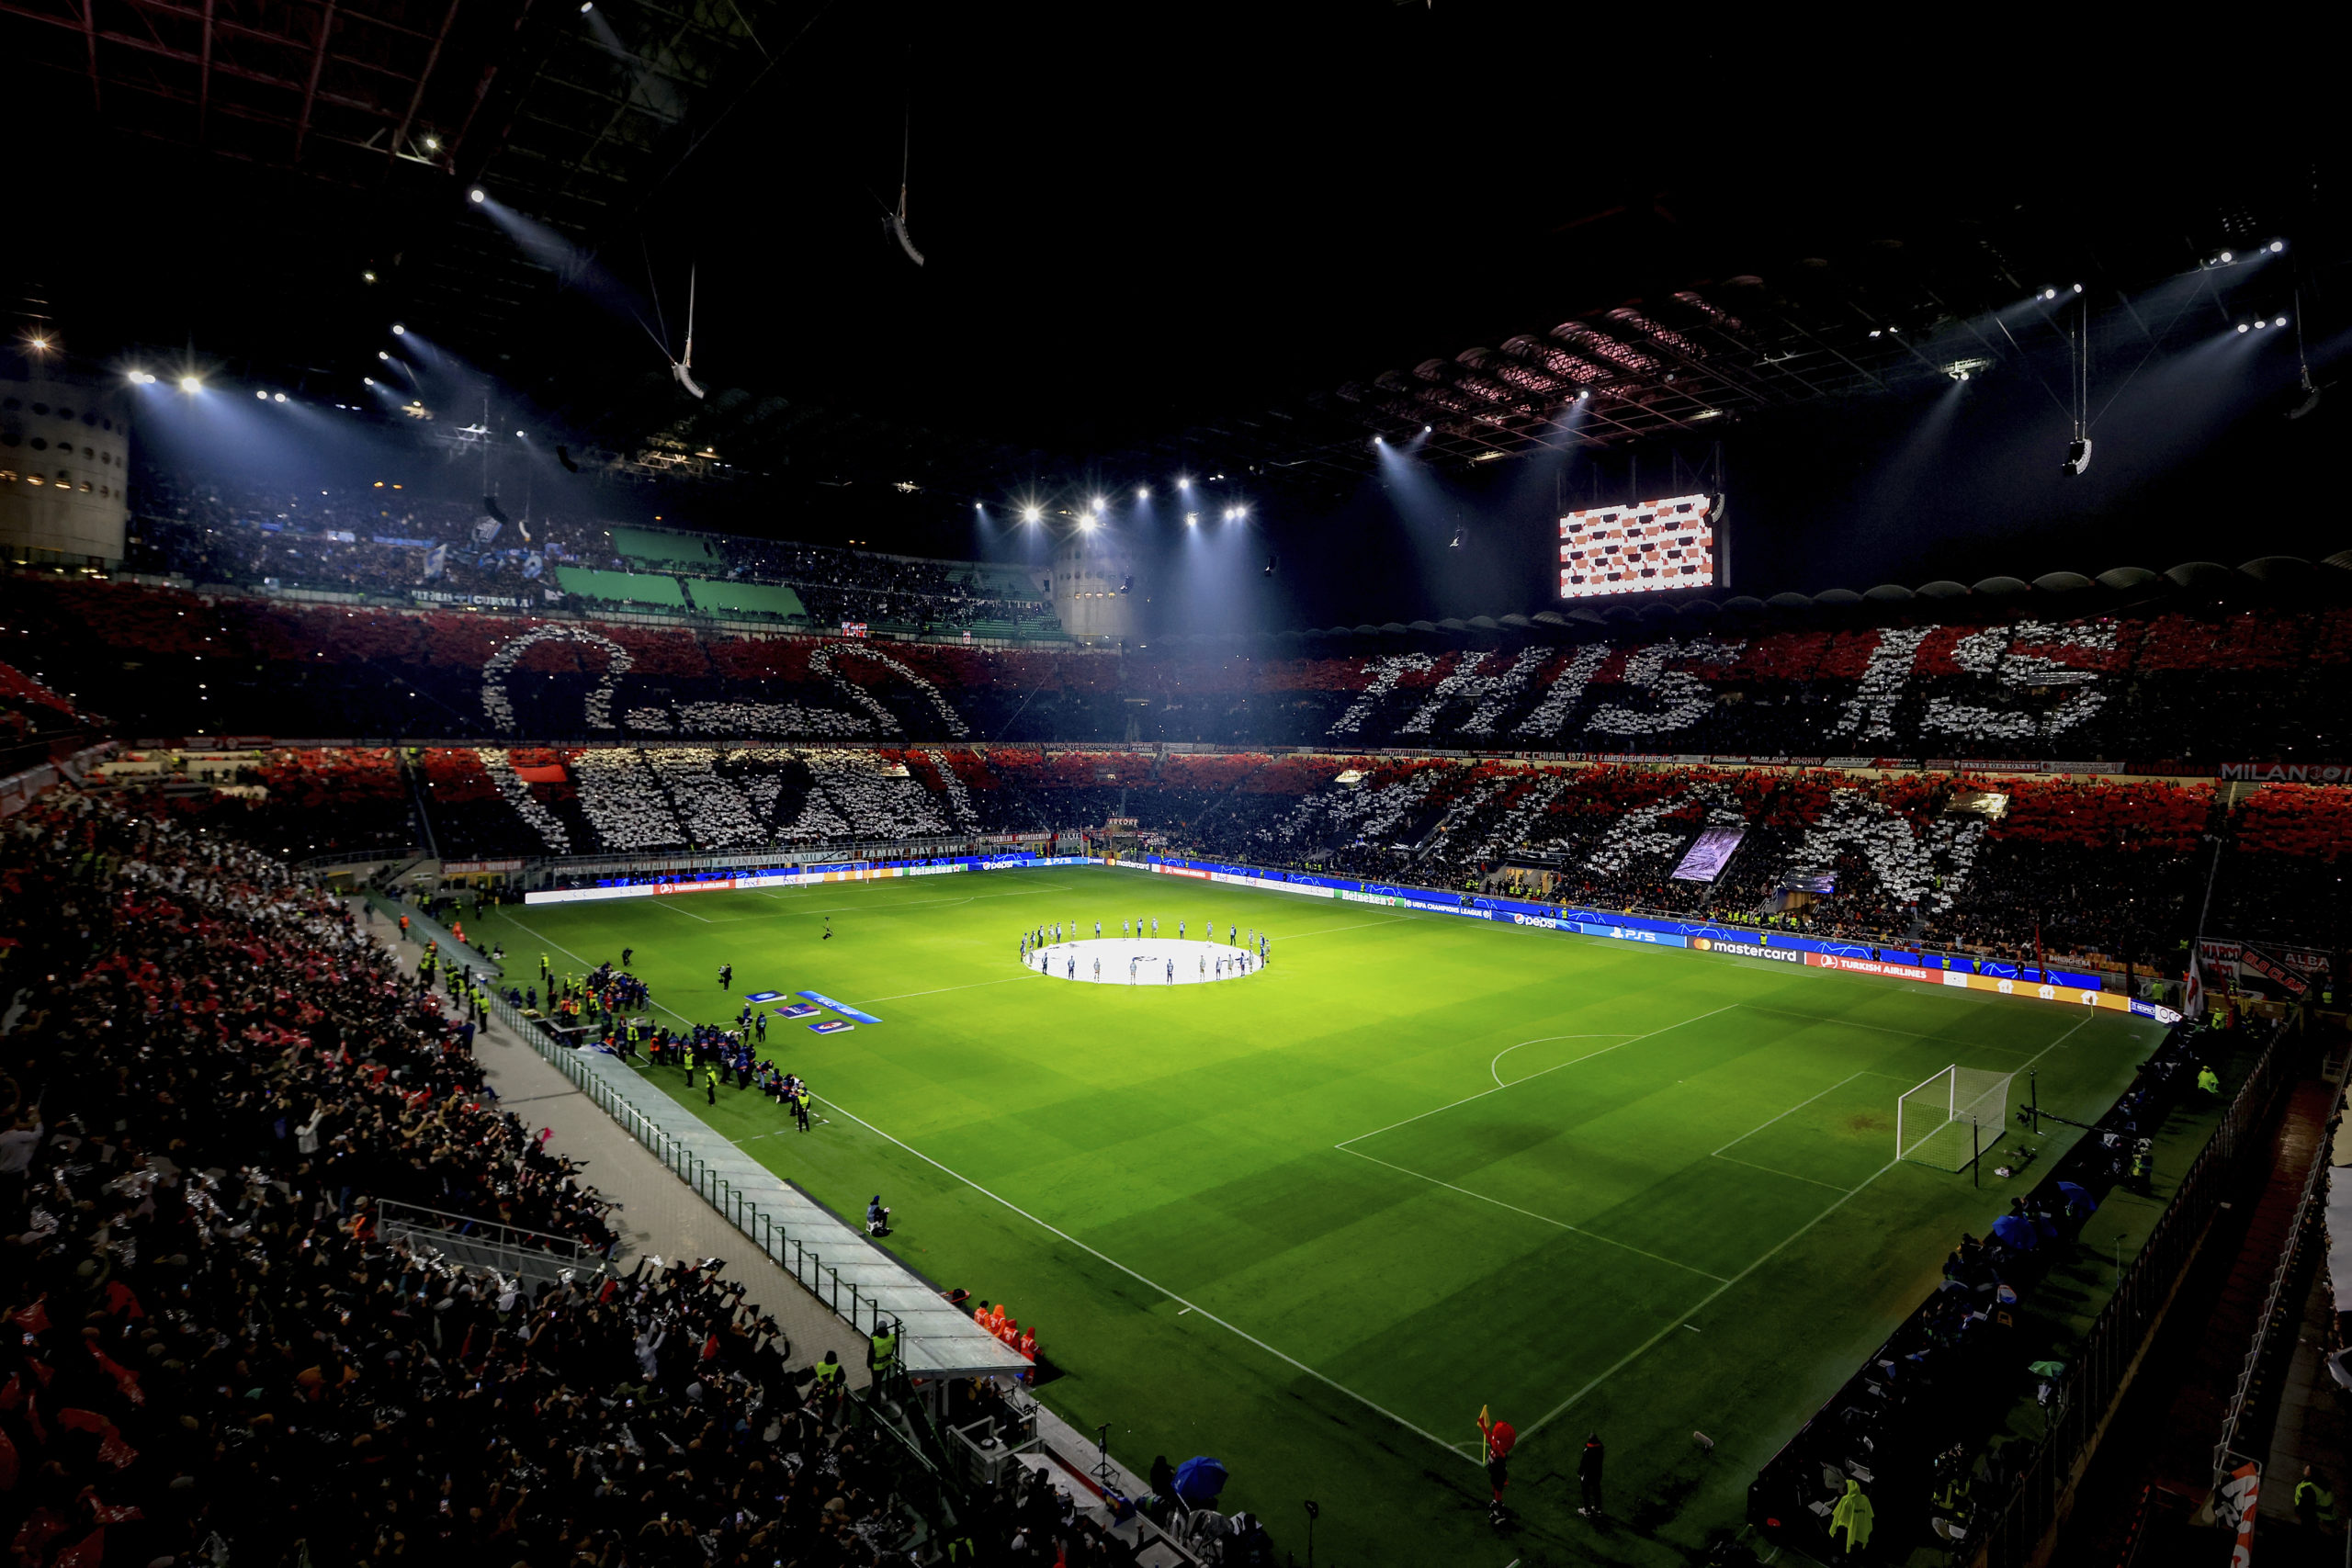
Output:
[{"xmin": 2047, "ymin": 1043, "xmax": 2344, "ymax": 1565}]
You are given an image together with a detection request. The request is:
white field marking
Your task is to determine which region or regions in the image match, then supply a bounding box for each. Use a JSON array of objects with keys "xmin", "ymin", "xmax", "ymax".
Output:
[
  {"xmin": 1711, "ymin": 1070, "xmax": 1914, "ymax": 1157},
  {"xmin": 1277, "ymin": 915, "xmax": 1417, "ymax": 940},
  {"xmin": 1490, "ymin": 1034, "xmax": 1640, "ymax": 1089},
  {"xmin": 1334, "ymin": 1003, "xmax": 1743, "ymax": 1150},
  {"xmin": 649, "ymin": 898, "xmax": 716, "ymax": 923},
  {"xmin": 503, "ymin": 918, "xmax": 701, "ymax": 1027},
  {"xmin": 2018, "ymin": 1013, "xmax": 2096, "ymax": 1073},
  {"xmin": 1337, "ymin": 1144, "xmax": 1729, "ymax": 1283},
  {"xmin": 1710, "ymin": 1153, "xmax": 1853, "ymax": 1193},
  {"xmin": 1735, "ymin": 1001, "xmax": 2037, "ymax": 1055},
  {"xmin": 752, "ymin": 883, "xmax": 1076, "ymax": 914},
  {"xmin": 803, "ymin": 1089, "xmax": 1471, "ymax": 1462},
  {"xmin": 857, "ymin": 976, "xmax": 1028, "ymax": 1004},
  {"xmin": 1516, "ymin": 1157, "xmax": 1904, "ymax": 1444}
]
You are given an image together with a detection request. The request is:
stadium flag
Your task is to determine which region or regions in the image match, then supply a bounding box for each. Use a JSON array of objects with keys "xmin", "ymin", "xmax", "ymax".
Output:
[
  {"xmin": 2184, "ymin": 953, "xmax": 2206, "ymax": 1021},
  {"xmin": 472, "ymin": 518, "xmax": 502, "ymax": 544},
  {"xmin": 423, "ymin": 543, "xmax": 447, "ymax": 579}
]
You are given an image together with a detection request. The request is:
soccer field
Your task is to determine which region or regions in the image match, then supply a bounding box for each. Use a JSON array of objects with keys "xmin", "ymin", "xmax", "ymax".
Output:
[{"xmin": 476, "ymin": 865, "xmax": 2160, "ymax": 1564}]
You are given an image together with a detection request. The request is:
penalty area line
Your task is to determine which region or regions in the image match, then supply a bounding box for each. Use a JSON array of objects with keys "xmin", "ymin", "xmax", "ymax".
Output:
[
  {"xmin": 1516, "ymin": 1156, "xmax": 1905, "ymax": 1445},
  {"xmin": 806, "ymin": 1090, "xmax": 1474, "ymax": 1464}
]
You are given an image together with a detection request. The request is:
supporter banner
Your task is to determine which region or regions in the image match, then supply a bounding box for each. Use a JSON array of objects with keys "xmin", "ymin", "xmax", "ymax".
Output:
[
  {"xmin": 1130, "ymin": 853, "xmax": 2110, "ymax": 995},
  {"xmin": 2200, "ymin": 937, "xmax": 2330, "ymax": 1000},
  {"xmin": 410, "ymin": 589, "xmax": 525, "ymax": 608},
  {"xmin": 442, "ymin": 858, "xmax": 524, "ymax": 874},
  {"xmin": 2220, "ymin": 762, "xmax": 2352, "ymax": 783},
  {"xmin": 1670, "ymin": 826, "xmax": 1746, "ymax": 882},
  {"xmin": 525, "ymin": 852, "xmax": 1088, "ymax": 905}
]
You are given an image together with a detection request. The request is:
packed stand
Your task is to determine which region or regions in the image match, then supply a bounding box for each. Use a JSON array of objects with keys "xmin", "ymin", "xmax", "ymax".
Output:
[{"xmin": 0, "ymin": 792, "xmax": 996, "ymax": 1568}]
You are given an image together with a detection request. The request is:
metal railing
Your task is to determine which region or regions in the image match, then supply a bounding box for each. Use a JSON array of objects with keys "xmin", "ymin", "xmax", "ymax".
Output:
[
  {"xmin": 1967, "ymin": 1024, "xmax": 2293, "ymax": 1568},
  {"xmin": 480, "ymin": 986, "xmax": 905, "ymax": 1342},
  {"xmin": 2211, "ymin": 1083, "xmax": 2346, "ymax": 1482},
  {"xmin": 374, "ymin": 1198, "xmax": 611, "ymax": 1291}
]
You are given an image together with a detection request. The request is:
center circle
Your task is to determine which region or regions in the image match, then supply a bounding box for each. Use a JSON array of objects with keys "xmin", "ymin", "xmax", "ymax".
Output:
[{"xmin": 1025, "ymin": 938, "xmax": 1263, "ymax": 986}]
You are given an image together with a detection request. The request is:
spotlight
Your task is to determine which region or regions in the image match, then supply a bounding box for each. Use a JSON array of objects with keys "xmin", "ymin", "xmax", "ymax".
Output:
[
  {"xmin": 469, "ymin": 187, "xmax": 486, "ymax": 203},
  {"xmin": 178, "ymin": 375, "xmax": 202, "ymax": 393},
  {"xmin": 363, "ymin": 270, "xmax": 378, "ymax": 284},
  {"xmin": 2042, "ymin": 288, "xmax": 2057, "ymax": 299},
  {"xmin": 421, "ymin": 136, "xmax": 439, "ymax": 152},
  {"xmin": 2238, "ymin": 322, "xmax": 2251, "ymax": 333},
  {"xmin": 1185, "ymin": 513, "xmax": 1198, "ymax": 526},
  {"xmin": 2072, "ymin": 283, "xmax": 2084, "ymax": 293},
  {"xmin": 515, "ymin": 429, "xmax": 526, "ymax": 437},
  {"xmin": 256, "ymin": 389, "xmax": 269, "ymax": 400},
  {"xmin": 28, "ymin": 335, "xmax": 48, "ymax": 352},
  {"xmin": 1022, "ymin": 505, "xmax": 1041, "ymax": 523},
  {"xmin": 1959, "ymin": 371, "xmax": 1971, "ymax": 381},
  {"xmin": 581, "ymin": 1, "xmax": 592, "ymax": 9},
  {"xmin": 274, "ymin": 392, "xmax": 287, "ymax": 402},
  {"xmin": 2269, "ymin": 240, "xmax": 2285, "ymax": 254},
  {"xmin": 364, "ymin": 377, "xmax": 376, "ymax": 385},
  {"xmin": 1136, "ymin": 485, "xmax": 1149, "ymax": 500},
  {"xmin": 391, "ymin": 323, "xmax": 406, "ymax": 335},
  {"xmin": 2220, "ymin": 250, "xmax": 2233, "ymax": 263},
  {"xmin": 1176, "ymin": 475, "xmax": 1192, "ymax": 489},
  {"xmin": 2274, "ymin": 315, "xmax": 2288, "ymax": 328},
  {"xmin": 1422, "ymin": 424, "xmax": 1431, "ymax": 433},
  {"xmin": 126, "ymin": 370, "xmax": 151, "ymax": 384},
  {"xmin": 1080, "ymin": 515, "xmax": 1097, "ymax": 531},
  {"xmin": 1090, "ymin": 495, "xmax": 1105, "ymax": 513},
  {"xmin": 378, "ymin": 351, "xmax": 390, "ymax": 361},
  {"xmin": 1869, "ymin": 329, "xmax": 1882, "ymax": 338}
]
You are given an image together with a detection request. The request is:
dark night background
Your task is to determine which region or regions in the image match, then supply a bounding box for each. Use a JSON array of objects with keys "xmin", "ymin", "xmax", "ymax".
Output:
[{"xmin": 5, "ymin": 5, "xmax": 2341, "ymax": 631}]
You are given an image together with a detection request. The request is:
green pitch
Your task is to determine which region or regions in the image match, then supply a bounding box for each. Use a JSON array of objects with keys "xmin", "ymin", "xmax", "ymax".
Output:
[{"xmin": 476, "ymin": 867, "xmax": 2159, "ymax": 1564}]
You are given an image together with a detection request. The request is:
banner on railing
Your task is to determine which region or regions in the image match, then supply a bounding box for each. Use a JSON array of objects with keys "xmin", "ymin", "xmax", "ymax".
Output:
[
  {"xmin": 1118, "ymin": 852, "xmax": 2166, "ymax": 1019},
  {"xmin": 525, "ymin": 852, "xmax": 1093, "ymax": 905}
]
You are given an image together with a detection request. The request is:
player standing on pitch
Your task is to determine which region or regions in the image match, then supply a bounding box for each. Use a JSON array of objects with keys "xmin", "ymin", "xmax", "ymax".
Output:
[{"xmin": 1477, "ymin": 1407, "xmax": 1518, "ymax": 1527}]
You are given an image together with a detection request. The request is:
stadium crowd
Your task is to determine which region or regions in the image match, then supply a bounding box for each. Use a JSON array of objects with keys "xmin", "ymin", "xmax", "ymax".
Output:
[{"xmin": 0, "ymin": 790, "xmax": 1217, "ymax": 1568}]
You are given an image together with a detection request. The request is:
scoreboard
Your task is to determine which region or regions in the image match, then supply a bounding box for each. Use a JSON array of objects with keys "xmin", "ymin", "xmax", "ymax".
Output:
[{"xmin": 1558, "ymin": 491, "xmax": 1718, "ymax": 599}]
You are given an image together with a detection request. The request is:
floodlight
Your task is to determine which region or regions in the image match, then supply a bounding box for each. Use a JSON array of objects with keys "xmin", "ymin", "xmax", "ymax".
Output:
[
  {"xmin": 2220, "ymin": 250, "xmax": 2233, "ymax": 263},
  {"xmin": 2238, "ymin": 322, "xmax": 2251, "ymax": 333},
  {"xmin": 378, "ymin": 351, "xmax": 390, "ymax": 361},
  {"xmin": 364, "ymin": 377, "xmax": 376, "ymax": 385},
  {"xmin": 2269, "ymin": 240, "xmax": 2285, "ymax": 253},
  {"xmin": 1176, "ymin": 475, "xmax": 1192, "ymax": 489},
  {"xmin": 391, "ymin": 323, "xmax": 406, "ymax": 335},
  {"xmin": 1022, "ymin": 505, "xmax": 1041, "ymax": 523},
  {"xmin": 1870, "ymin": 329, "xmax": 1882, "ymax": 338},
  {"xmin": 515, "ymin": 429, "xmax": 526, "ymax": 437},
  {"xmin": 469, "ymin": 187, "xmax": 486, "ymax": 203},
  {"xmin": 1136, "ymin": 486, "xmax": 1149, "ymax": 500},
  {"xmin": 363, "ymin": 270, "xmax": 378, "ymax": 283},
  {"xmin": 178, "ymin": 376, "xmax": 202, "ymax": 393},
  {"xmin": 256, "ymin": 389, "xmax": 269, "ymax": 400},
  {"xmin": 1185, "ymin": 513, "xmax": 1198, "ymax": 526},
  {"xmin": 1090, "ymin": 495, "xmax": 1105, "ymax": 512},
  {"xmin": 2072, "ymin": 283, "xmax": 2084, "ymax": 293},
  {"xmin": 2274, "ymin": 315, "xmax": 2288, "ymax": 327},
  {"xmin": 421, "ymin": 136, "xmax": 439, "ymax": 152},
  {"xmin": 1080, "ymin": 516, "xmax": 1097, "ymax": 531},
  {"xmin": 28, "ymin": 335, "xmax": 48, "ymax": 351},
  {"xmin": 2042, "ymin": 288, "xmax": 2056, "ymax": 299},
  {"xmin": 274, "ymin": 392, "xmax": 287, "ymax": 402}
]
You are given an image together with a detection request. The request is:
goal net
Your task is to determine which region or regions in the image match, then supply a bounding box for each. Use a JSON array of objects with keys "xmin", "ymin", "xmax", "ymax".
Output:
[{"xmin": 1896, "ymin": 1066, "xmax": 2013, "ymax": 1171}]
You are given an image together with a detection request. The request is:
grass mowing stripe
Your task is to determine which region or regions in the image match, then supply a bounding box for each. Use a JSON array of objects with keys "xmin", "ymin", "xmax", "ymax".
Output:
[
  {"xmin": 1736, "ymin": 999, "xmax": 2036, "ymax": 1052},
  {"xmin": 1489, "ymin": 1033, "xmax": 1640, "ymax": 1089},
  {"xmin": 1515, "ymin": 1157, "xmax": 1905, "ymax": 1443},
  {"xmin": 1712, "ymin": 1070, "xmax": 1912, "ymax": 1156},
  {"xmin": 806, "ymin": 1087, "xmax": 1480, "ymax": 1464},
  {"xmin": 1334, "ymin": 1002, "xmax": 1743, "ymax": 1148},
  {"xmin": 1334, "ymin": 1143, "xmax": 1732, "ymax": 1282}
]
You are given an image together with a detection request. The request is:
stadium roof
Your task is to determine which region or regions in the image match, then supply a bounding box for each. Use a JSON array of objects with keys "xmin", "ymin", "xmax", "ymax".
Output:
[{"xmin": 0, "ymin": 16, "xmax": 2333, "ymax": 520}]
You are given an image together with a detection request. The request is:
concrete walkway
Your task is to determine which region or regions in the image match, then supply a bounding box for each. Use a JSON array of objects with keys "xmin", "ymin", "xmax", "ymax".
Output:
[{"xmin": 355, "ymin": 898, "xmax": 876, "ymax": 1387}]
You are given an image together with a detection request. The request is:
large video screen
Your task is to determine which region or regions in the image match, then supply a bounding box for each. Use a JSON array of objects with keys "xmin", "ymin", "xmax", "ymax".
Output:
[{"xmin": 1558, "ymin": 491, "xmax": 1718, "ymax": 599}]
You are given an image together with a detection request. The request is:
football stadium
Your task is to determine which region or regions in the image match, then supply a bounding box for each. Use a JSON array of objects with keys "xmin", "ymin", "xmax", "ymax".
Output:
[{"xmin": 1, "ymin": 16, "xmax": 2347, "ymax": 1568}]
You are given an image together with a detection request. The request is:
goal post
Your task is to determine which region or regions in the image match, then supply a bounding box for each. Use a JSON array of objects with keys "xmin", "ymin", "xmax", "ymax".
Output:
[{"xmin": 1896, "ymin": 1066, "xmax": 2013, "ymax": 1171}]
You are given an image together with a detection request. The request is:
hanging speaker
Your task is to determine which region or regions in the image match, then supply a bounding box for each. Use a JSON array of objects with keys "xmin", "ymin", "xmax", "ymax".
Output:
[{"xmin": 2062, "ymin": 437, "xmax": 2092, "ymax": 476}]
